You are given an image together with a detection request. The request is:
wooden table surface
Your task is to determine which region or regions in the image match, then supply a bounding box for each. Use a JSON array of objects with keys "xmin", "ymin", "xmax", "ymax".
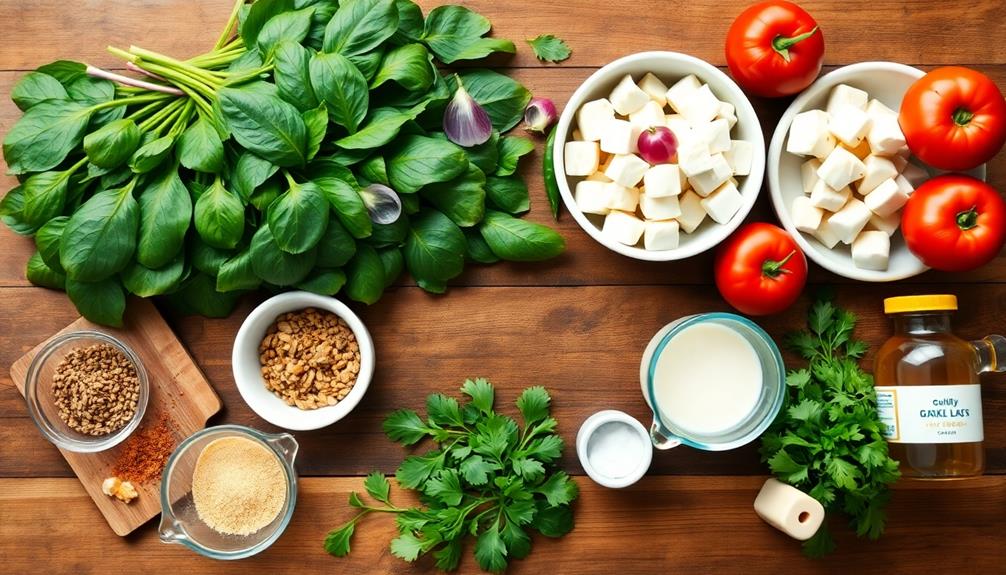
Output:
[{"xmin": 2, "ymin": 1, "xmax": 1005, "ymax": 573}]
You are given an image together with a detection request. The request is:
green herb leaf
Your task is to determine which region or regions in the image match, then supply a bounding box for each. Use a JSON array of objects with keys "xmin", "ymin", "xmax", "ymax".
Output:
[
  {"xmin": 11, "ymin": 72, "xmax": 68, "ymax": 111},
  {"xmin": 383, "ymin": 408, "xmax": 429, "ymax": 445},
  {"xmin": 404, "ymin": 208, "xmax": 466, "ymax": 284},
  {"xmin": 460, "ymin": 378, "xmax": 494, "ymax": 413},
  {"xmin": 390, "ymin": 532, "xmax": 424, "ymax": 562},
  {"xmin": 240, "ymin": 0, "xmax": 295, "ymax": 47},
  {"xmin": 364, "ymin": 471, "xmax": 392, "ymax": 504},
  {"xmin": 371, "ymin": 43, "xmax": 434, "ymax": 92},
  {"xmin": 314, "ymin": 171, "xmax": 373, "ymax": 239},
  {"xmin": 516, "ymin": 386, "xmax": 551, "ymax": 426},
  {"xmin": 217, "ymin": 249, "xmax": 261, "ymax": 293},
  {"xmin": 121, "ymin": 256, "xmax": 185, "ymax": 297},
  {"xmin": 479, "ymin": 210, "xmax": 565, "ymax": 262},
  {"xmin": 459, "ymin": 454, "xmax": 494, "ymax": 486},
  {"xmin": 177, "ymin": 117, "xmax": 225, "ymax": 173},
  {"xmin": 422, "ymin": 6, "xmax": 516, "ymax": 64},
  {"xmin": 296, "ymin": 268, "xmax": 346, "ymax": 295},
  {"xmin": 323, "ymin": 0, "xmax": 399, "ymax": 56},
  {"xmin": 302, "ymin": 105, "xmax": 328, "ymax": 161},
  {"xmin": 250, "ymin": 223, "xmax": 317, "ymax": 286},
  {"xmin": 21, "ymin": 170, "xmax": 70, "ymax": 228},
  {"xmin": 396, "ymin": 451, "xmax": 444, "ymax": 489},
  {"xmin": 420, "ymin": 164, "xmax": 486, "ymax": 228},
  {"xmin": 474, "ymin": 521, "xmax": 508, "ymax": 573},
  {"xmin": 232, "ymin": 151, "xmax": 279, "ymax": 202},
  {"xmin": 387, "ymin": 135, "xmax": 469, "ymax": 193},
  {"xmin": 66, "ymin": 277, "xmax": 126, "ymax": 327},
  {"xmin": 526, "ymin": 34, "xmax": 572, "ymax": 63},
  {"xmin": 136, "ymin": 167, "xmax": 191, "ymax": 269},
  {"xmin": 84, "ymin": 118, "xmax": 141, "ymax": 169},
  {"xmin": 194, "ymin": 178, "xmax": 245, "ymax": 250},
  {"xmin": 531, "ymin": 502, "xmax": 574, "ymax": 537},
  {"xmin": 344, "ymin": 244, "xmax": 385, "ymax": 304},
  {"xmin": 495, "ymin": 136, "xmax": 535, "ymax": 177},
  {"xmin": 219, "ymin": 86, "xmax": 308, "ymax": 167},
  {"xmin": 323, "ymin": 521, "xmax": 356, "ymax": 557},
  {"xmin": 310, "ymin": 51, "xmax": 369, "ymax": 134},
  {"xmin": 268, "ymin": 179, "xmax": 329, "ymax": 254},
  {"xmin": 272, "ymin": 40, "xmax": 320, "ymax": 112},
  {"xmin": 26, "ymin": 251, "xmax": 66, "ymax": 290},
  {"xmin": 257, "ymin": 6, "xmax": 315, "ymax": 57},
  {"xmin": 424, "ymin": 468, "xmax": 464, "ymax": 506},
  {"xmin": 458, "ymin": 69, "xmax": 532, "ymax": 132},
  {"xmin": 315, "ymin": 219, "xmax": 357, "ymax": 268},
  {"xmin": 334, "ymin": 101, "xmax": 429, "ymax": 150},
  {"xmin": 485, "ymin": 175, "xmax": 529, "ymax": 214},
  {"xmin": 3, "ymin": 100, "xmax": 90, "ymax": 174},
  {"xmin": 59, "ymin": 185, "xmax": 138, "ymax": 282},
  {"xmin": 129, "ymin": 134, "xmax": 175, "ymax": 174},
  {"xmin": 34, "ymin": 216, "xmax": 68, "ymax": 274}
]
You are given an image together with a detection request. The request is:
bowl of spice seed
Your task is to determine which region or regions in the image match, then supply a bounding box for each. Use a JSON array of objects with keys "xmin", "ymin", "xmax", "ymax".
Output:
[
  {"xmin": 232, "ymin": 291, "xmax": 375, "ymax": 430},
  {"xmin": 24, "ymin": 331, "xmax": 148, "ymax": 453}
]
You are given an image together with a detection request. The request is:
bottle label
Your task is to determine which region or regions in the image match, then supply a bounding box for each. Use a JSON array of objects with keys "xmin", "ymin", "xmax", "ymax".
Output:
[{"xmin": 874, "ymin": 384, "xmax": 984, "ymax": 444}]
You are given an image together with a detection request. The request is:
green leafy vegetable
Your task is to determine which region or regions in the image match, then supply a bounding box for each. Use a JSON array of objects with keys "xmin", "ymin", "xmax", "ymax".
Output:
[
  {"xmin": 421, "ymin": 6, "xmax": 516, "ymax": 64},
  {"xmin": 526, "ymin": 35, "xmax": 571, "ymax": 63},
  {"xmin": 479, "ymin": 210, "xmax": 565, "ymax": 261}
]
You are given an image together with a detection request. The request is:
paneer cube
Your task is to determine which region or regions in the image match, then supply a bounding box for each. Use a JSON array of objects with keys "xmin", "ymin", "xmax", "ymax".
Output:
[
  {"xmin": 574, "ymin": 181, "xmax": 612, "ymax": 215},
  {"xmin": 605, "ymin": 184, "xmax": 640, "ymax": 212},
  {"xmin": 679, "ymin": 84, "xmax": 722, "ymax": 126},
  {"xmin": 629, "ymin": 101, "xmax": 667, "ymax": 129},
  {"xmin": 866, "ymin": 114, "xmax": 907, "ymax": 155},
  {"xmin": 638, "ymin": 73, "xmax": 669, "ymax": 107},
  {"xmin": 828, "ymin": 198, "xmax": 872, "ymax": 244},
  {"xmin": 902, "ymin": 162, "xmax": 929, "ymax": 187},
  {"xmin": 895, "ymin": 174, "xmax": 914, "ymax": 196},
  {"xmin": 852, "ymin": 230, "xmax": 891, "ymax": 271},
  {"xmin": 604, "ymin": 154, "xmax": 650, "ymax": 188},
  {"xmin": 695, "ymin": 119, "xmax": 731, "ymax": 154},
  {"xmin": 609, "ymin": 74, "xmax": 651, "ymax": 116},
  {"xmin": 810, "ymin": 179, "xmax": 852, "ymax": 212},
  {"xmin": 677, "ymin": 190, "xmax": 707, "ymax": 233},
  {"xmin": 602, "ymin": 210, "xmax": 646, "ymax": 245},
  {"xmin": 814, "ymin": 213, "xmax": 842, "ymax": 249},
  {"xmin": 665, "ymin": 75, "xmax": 702, "ymax": 114},
  {"xmin": 868, "ymin": 210, "xmax": 900, "ymax": 236},
  {"xmin": 829, "ymin": 104, "xmax": 872, "ymax": 147},
  {"xmin": 865, "ymin": 99, "xmax": 897, "ymax": 122},
  {"xmin": 643, "ymin": 164, "xmax": 683, "ymax": 197},
  {"xmin": 792, "ymin": 195, "xmax": 824, "ymax": 234},
  {"xmin": 688, "ymin": 153, "xmax": 733, "ymax": 196},
  {"xmin": 600, "ymin": 119, "xmax": 639, "ymax": 155},
  {"xmin": 858, "ymin": 155, "xmax": 899, "ymax": 195},
  {"xmin": 677, "ymin": 143, "xmax": 716, "ymax": 177},
  {"xmin": 644, "ymin": 219, "xmax": 680, "ymax": 250},
  {"xmin": 787, "ymin": 110, "xmax": 836, "ymax": 159},
  {"xmin": 724, "ymin": 140, "xmax": 753, "ymax": 176},
  {"xmin": 717, "ymin": 101, "xmax": 738, "ymax": 129},
  {"xmin": 801, "ymin": 158, "xmax": 822, "ymax": 195},
  {"xmin": 586, "ymin": 171, "xmax": 612, "ymax": 182},
  {"xmin": 700, "ymin": 180, "xmax": 744, "ymax": 224},
  {"xmin": 640, "ymin": 192, "xmax": 681, "ymax": 220},
  {"xmin": 564, "ymin": 141, "xmax": 600, "ymax": 176},
  {"xmin": 576, "ymin": 99, "xmax": 615, "ymax": 142},
  {"xmin": 826, "ymin": 84, "xmax": 869, "ymax": 115},
  {"xmin": 864, "ymin": 178, "xmax": 909, "ymax": 217},
  {"xmin": 817, "ymin": 146, "xmax": 867, "ymax": 190}
]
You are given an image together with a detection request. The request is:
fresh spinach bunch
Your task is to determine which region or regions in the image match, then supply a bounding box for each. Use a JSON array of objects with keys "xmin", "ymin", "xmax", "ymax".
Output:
[
  {"xmin": 1, "ymin": 0, "xmax": 564, "ymax": 326},
  {"xmin": 760, "ymin": 298, "xmax": 900, "ymax": 557},
  {"xmin": 325, "ymin": 379, "xmax": 578, "ymax": 572}
]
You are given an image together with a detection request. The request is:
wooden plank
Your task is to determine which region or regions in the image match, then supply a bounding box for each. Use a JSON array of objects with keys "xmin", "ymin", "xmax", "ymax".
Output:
[
  {"xmin": 3, "ymin": 285, "xmax": 1005, "ymax": 477},
  {"xmin": 0, "ymin": 476, "xmax": 1002, "ymax": 573}
]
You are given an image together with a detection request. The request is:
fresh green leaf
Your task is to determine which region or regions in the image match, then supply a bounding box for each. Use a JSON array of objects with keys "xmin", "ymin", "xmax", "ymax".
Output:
[
  {"xmin": 177, "ymin": 117, "xmax": 225, "ymax": 173},
  {"xmin": 371, "ymin": 43, "xmax": 434, "ymax": 92},
  {"xmin": 335, "ymin": 101, "xmax": 429, "ymax": 151},
  {"xmin": 217, "ymin": 249, "xmax": 261, "ymax": 293},
  {"xmin": 67, "ymin": 76, "xmax": 122, "ymax": 128},
  {"xmin": 500, "ymin": 519, "xmax": 532, "ymax": 559},
  {"xmin": 136, "ymin": 167, "xmax": 191, "ymax": 268},
  {"xmin": 240, "ymin": 0, "xmax": 295, "ymax": 46},
  {"xmin": 310, "ymin": 51, "xmax": 369, "ymax": 133},
  {"xmin": 495, "ymin": 136, "xmax": 535, "ymax": 177},
  {"xmin": 35, "ymin": 60, "xmax": 86, "ymax": 86},
  {"xmin": 377, "ymin": 247, "xmax": 403, "ymax": 286},
  {"xmin": 465, "ymin": 228, "xmax": 500, "ymax": 264},
  {"xmin": 420, "ymin": 164, "xmax": 486, "ymax": 227},
  {"xmin": 383, "ymin": 408, "xmax": 429, "ymax": 445},
  {"xmin": 314, "ymin": 170, "xmax": 373, "ymax": 238},
  {"xmin": 250, "ymin": 224, "xmax": 317, "ymax": 285},
  {"xmin": 526, "ymin": 34, "xmax": 571, "ymax": 63},
  {"xmin": 323, "ymin": 0, "xmax": 399, "ymax": 56},
  {"xmin": 83, "ymin": 118, "xmax": 141, "ymax": 168},
  {"xmin": 219, "ymin": 85, "xmax": 308, "ymax": 167},
  {"xmin": 35, "ymin": 216, "xmax": 69, "ymax": 274},
  {"xmin": 66, "ymin": 277, "xmax": 126, "ymax": 326},
  {"xmin": 479, "ymin": 210, "xmax": 565, "ymax": 261},
  {"xmin": 272, "ymin": 40, "xmax": 320, "ymax": 112},
  {"xmin": 12, "ymin": 72, "xmax": 68, "ymax": 111},
  {"xmin": 364, "ymin": 471, "xmax": 392, "ymax": 504},
  {"xmin": 387, "ymin": 135, "xmax": 468, "ymax": 194},
  {"xmin": 459, "ymin": 454, "xmax": 494, "ymax": 486},
  {"xmin": 315, "ymin": 219, "xmax": 357, "ymax": 267},
  {"xmin": 3, "ymin": 100, "xmax": 90, "ymax": 174},
  {"xmin": 404, "ymin": 208, "xmax": 466, "ymax": 284},
  {"xmin": 194, "ymin": 177, "xmax": 245, "ymax": 250},
  {"xmin": 396, "ymin": 451, "xmax": 444, "ymax": 489},
  {"xmin": 232, "ymin": 151, "xmax": 279, "ymax": 201},
  {"xmin": 21, "ymin": 169, "xmax": 71, "ymax": 227},
  {"xmin": 26, "ymin": 251, "xmax": 66, "ymax": 290},
  {"xmin": 390, "ymin": 532, "xmax": 424, "ymax": 562},
  {"xmin": 121, "ymin": 256, "xmax": 185, "ymax": 297},
  {"xmin": 474, "ymin": 521, "xmax": 507, "ymax": 573},
  {"xmin": 257, "ymin": 6, "xmax": 315, "ymax": 56},
  {"xmin": 302, "ymin": 105, "xmax": 328, "ymax": 161},
  {"xmin": 432, "ymin": 538, "xmax": 463, "ymax": 572},
  {"xmin": 532, "ymin": 502, "xmax": 574, "ymax": 537},
  {"xmin": 1, "ymin": 186, "xmax": 39, "ymax": 236},
  {"xmin": 323, "ymin": 521, "xmax": 356, "ymax": 557},
  {"xmin": 128, "ymin": 134, "xmax": 175, "ymax": 174},
  {"xmin": 460, "ymin": 378, "xmax": 494, "ymax": 413},
  {"xmin": 421, "ymin": 6, "xmax": 516, "ymax": 64},
  {"xmin": 516, "ymin": 386, "xmax": 551, "ymax": 425},
  {"xmin": 485, "ymin": 175, "xmax": 529, "ymax": 214},
  {"xmin": 59, "ymin": 185, "xmax": 138, "ymax": 282},
  {"xmin": 424, "ymin": 469, "xmax": 464, "ymax": 506},
  {"xmin": 345, "ymin": 244, "xmax": 385, "ymax": 304},
  {"xmin": 458, "ymin": 69, "xmax": 532, "ymax": 132},
  {"xmin": 427, "ymin": 393, "xmax": 464, "ymax": 427},
  {"xmin": 268, "ymin": 179, "xmax": 329, "ymax": 254},
  {"xmin": 360, "ymin": 156, "xmax": 389, "ymax": 185}
]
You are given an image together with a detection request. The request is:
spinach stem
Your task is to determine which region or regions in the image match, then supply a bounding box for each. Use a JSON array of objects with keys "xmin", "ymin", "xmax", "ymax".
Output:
[
  {"xmin": 88, "ymin": 93, "xmax": 172, "ymax": 113},
  {"xmin": 149, "ymin": 100, "xmax": 187, "ymax": 137},
  {"xmin": 214, "ymin": 0, "xmax": 246, "ymax": 50},
  {"xmin": 126, "ymin": 100, "xmax": 167, "ymax": 122},
  {"xmin": 136, "ymin": 60, "xmax": 218, "ymax": 100},
  {"xmin": 137, "ymin": 97, "xmax": 186, "ymax": 132},
  {"xmin": 129, "ymin": 45, "xmax": 227, "ymax": 86},
  {"xmin": 166, "ymin": 101, "xmax": 196, "ymax": 137}
]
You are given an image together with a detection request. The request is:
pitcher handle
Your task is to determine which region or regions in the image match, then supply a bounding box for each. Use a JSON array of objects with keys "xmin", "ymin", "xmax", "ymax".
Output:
[
  {"xmin": 650, "ymin": 421, "xmax": 682, "ymax": 450},
  {"xmin": 265, "ymin": 432, "xmax": 300, "ymax": 465}
]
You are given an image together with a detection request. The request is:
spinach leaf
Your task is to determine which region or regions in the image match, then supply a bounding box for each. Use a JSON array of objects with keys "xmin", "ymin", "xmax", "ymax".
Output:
[
  {"xmin": 387, "ymin": 135, "xmax": 468, "ymax": 193},
  {"xmin": 315, "ymin": 176, "xmax": 372, "ymax": 238},
  {"xmin": 0, "ymin": 186, "xmax": 37, "ymax": 235},
  {"xmin": 257, "ymin": 6, "xmax": 315, "ymax": 57},
  {"xmin": 67, "ymin": 277, "xmax": 126, "ymax": 326},
  {"xmin": 368, "ymin": 214, "xmax": 409, "ymax": 247},
  {"xmin": 129, "ymin": 134, "xmax": 175, "ymax": 174},
  {"xmin": 359, "ymin": 156, "xmax": 389, "ymax": 185},
  {"xmin": 345, "ymin": 244, "xmax": 385, "ymax": 304},
  {"xmin": 137, "ymin": 167, "xmax": 191, "ymax": 269},
  {"xmin": 251, "ymin": 179, "xmax": 282, "ymax": 211},
  {"xmin": 335, "ymin": 101, "xmax": 428, "ymax": 150},
  {"xmin": 458, "ymin": 70, "xmax": 532, "ymax": 132},
  {"xmin": 273, "ymin": 40, "xmax": 320, "ymax": 112},
  {"xmin": 84, "ymin": 118, "xmax": 141, "ymax": 168},
  {"xmin": 377, "ymin": 247, "xmax": 403, "ymax": 286},
  {"xmin": 219, "ymin": 86, "xmax": 308, "ymax": 167},
  {"xmin": 349, "ymin": 49, "xmax": 385, "ymax": 82},
  {"xmin": 485, "ymin": 176, "xmax": 530, "ymax": 214},
  {"xmin": 323, "ymin": 0, "xmax": 399, "ymax": 56},
  {"xmin": 371, "ymin": 44, "xmax": 434, "ymax": 92},
  {"xmin": 122, "ymin": 256, "xmax": 185, "ymax": 297},
  {"xmin": 190, "ymin": 239, "xmax": 233, "ymax": 276},
  {"xmin": 404, "ymin": 209, "xmax": 466, "ymax": 284},
  {"xmin": 465, "ymin": 228, "xmax": 500, "ymax": 264},
  {"xmin": 495, "ymin": 136, "xmax": 535, "ymax": 176},
  {"xmin": 391, "ymin": 0, "xmax": 425, "ymax": 44},
  {"xmin": 416, "ymin": 277, "xmax": 446, "ymax": 293},
  {"xmin": 217, "ymin": 249, "xmax": 262, "ymax": 293},
  {"xmin": 420, "ymin": 165, "xmax": 486, "ymax": 228},
  {"xmin": 479, "ymin": 210, "xmax": 565, "ymax": 261},
  {"xmin": 240, "ymin": 0, "xmax": 295, "ymax": 46},
  {"xmin": 35, "ymin": 216, "xmax": 69, "ymax": 273},
  {"xmin": 301, "ymin": 0, "xmax": 339, "ymax": 49},
  {"xmin": 297, "ymin": 268, "xmax": 347, "ymax": 295},
  {"xmin": 232, "ymin": 151, "xmax": 279, "ymax": 201},
  {"xmin": 177, "ymin": 117, "xmax": 225, "ymax": 173},
  {"xmin": 170, "ymin": 273, "xmax": 242, "ymax": 318},
  {"xmin": 268, "ymin": 179, "xmax": 329, "ymax": 254},
  {"xmin": 303, "ymin": 104, "xmax": 328, "ymax": 160},
  {"xmin": 310, "ymin": 51, "xmax": 369, "ymax": 134},
  {"xmin": 250, "ymin": 223, "xmax": 317, "ymax": 285},
  {"xmin": 421, "ymin": 6, "xmax": 515, "ymax": 64},
  {"xmin": 316, "ymin": 218, "xmax": 357, "ymax": 267},
  {"xmin": 3, "ymin": 100, "xmax": 91, "ymax": 174},
  {"xmin": 12, "ymin": 72, "xmax": 68, "ymax": 111},
  {"xmin": 21, "ymin": 169, "xmax": 71, "ymax": 227},
  {"xmin": 67, "ymin": 76, "xmax": 123, "ymax": 127},
  {"xmin": 35, "ymin": 60, "xmax": 87, "ymax": 86},
  {"xmin": 60, "ymin": 185, "xmax": 138, "ymax": 282},
  {"xmin": 26, "ymin": 251, "xmax": 66, "ymax": 290},
  {"xmin": 194, "ymin": 177, "xmax": 245, "ymax": 250},
  {"xmin": 466, "ymin": 131, "xmax": 500, "ymax": 174}
]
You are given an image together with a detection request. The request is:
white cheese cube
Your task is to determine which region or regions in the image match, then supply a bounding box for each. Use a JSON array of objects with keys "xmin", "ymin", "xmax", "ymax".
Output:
[
  {"xmin": 864, "ymin": 178, "xmax": 909, "ymax": 217},
  {"xmin": 792, "ymin": 195, "xmax": 824, "ymax": 234},
  {"xmin": 829, "ymin": 198, "xmax": 872, "ymax": 244},
  {"xmin": 643, "ymin": 164, "xmax": 682, "ymax": 197},
  {"xmin": 868, "ymin": 210, "xmax": 900, "ymax": 236},
  {"xmin": 858, "ymin": 155, "xmax": 899, "ymax": 195},
  {"xmin": 700, "ymin": 180, "xmax": 744, "ymax": 224},
  {"xmin": 677, "ymin": 190, "xmax": 707, "ymax": 233},
  {"xmin": 600, "ymin": 119, "xmax": 638, "ymax": 155},
  {"xmin": 844, "ymin": 139, "xmax": 873, "ymax": 161},
  {"xmin": 680, "ymin": 84, "xmax": 721, "ymax": 126},
  {"xmin": 629, "ymin": 101, "xmax": 667, "ymax": 130},
  {"xmin": 865, "ymin": 99, "xmax": 897, "ymax": 122},
  {"xmin": 895, "ymin": 174, "xmax": 914, "ymax": 195},
  {"xmin": 826, "ymin": 84, "xmax": 869, "ymax": 115},
  {"xmin": 640, "ymin": 192, "xmax": 681, "ymax": 220},
  {"xmin": 866, "ymin": 114, "xmax": 907, "ymax": 156},
  {"xmin": 810, "ymin": 179, "xmax": 852, "ymax": 212},
  {"xmin": 787, "ymin": 110, "xmax": 836, "ymax": 159},
  {"xmin": 902, "ymin": 162, "xmax": 929, "ymax": 188},
  {"xmin": 609, "ymin": 75, "xmax": 651, "ymax": 116},
  {"xmin": 564, "ymin": 141, "xmax": 600, "ymax": 176},
  {"xmin": 801, "ymin": 159, "xmax": 822, "ymax": 195},
  {"xmin": 817, "ymin": 147, "xmax": 867, "ymax": 190},
  {"xmin": 717, "ymin": 101, "xmax": 738, "ymax": 129},
  {"xmin": 644, "ymin": 219, "xmax": 680, "ymax": 250},
  {"xmin": 852, "ymin": 230, "xmax": 891, "ymax": 271},
  {"xmin": 664, "ymin": 115, "xmax": 695, "ymax": 150},
  {"xmin": 586, "ymin": 171, "xmax": 612, "ymax": 182},
  {"xmin": 677, "ymin": 143, "xmax": 715, "ymax": 177},
  {"xmin": 638, "ymin": 73, "xmax": 669, "ymax": 107},
  {"xmin": 688, "ymin": 153, "xmax": 732, "ymax": 197},
  {"xmin": 696, "ymin": 119, "xmax": 732, "ymax": 154},
  {"xmin": 665, "ymin": 75, "xmax": 702, "ymax": 114},
  {"xmin": 606, "ymin": 183, "xmax": 640, "ymax": 212},
  {"xmin": 814, "ymin": 213, "xmax": 842, "ymax": 249},
  {"xmin": 602, "ymin": 210, "xmax": 646, "ymax": 245},
  {"xmin": 724, "ymin": 140, "xmax": 753, "ymax": 176},
  {"xmin": 574, "ymin": 181, "xmax": 612, "ymax": 215},
  {"xmin": 576, "ymin": 99, "xmax": 615, "ymax": 142},
  {"xmin": 829, "ymin": 104, "xmax": 872, "ymax": 147},
  {"xmin": 604, "ymin": 154, "xmax": 650, "ymax": 188}
]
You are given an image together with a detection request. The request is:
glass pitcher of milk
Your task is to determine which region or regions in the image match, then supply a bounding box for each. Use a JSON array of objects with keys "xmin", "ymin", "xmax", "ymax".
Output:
[{"xmin": 639, "ymin": 313, "xmax": 786, "ymax": 450}]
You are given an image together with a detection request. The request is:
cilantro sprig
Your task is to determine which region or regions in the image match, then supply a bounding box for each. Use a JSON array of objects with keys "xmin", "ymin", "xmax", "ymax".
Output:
[
  {"xmin": 325, "ymin": 379, "xmax": 578, "ymax": 572},
  {"xmin": 526, "ymin": 35, "xmax": 572, "ymax": 63},
  {"xmin": 760, "ymin": 298, "xmax": 900, "ymax": 557}
]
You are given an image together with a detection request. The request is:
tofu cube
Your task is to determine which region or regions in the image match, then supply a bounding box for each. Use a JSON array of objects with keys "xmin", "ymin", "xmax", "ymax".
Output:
[
  {"xmin": 717, "ymin": 101, "xmax": 738, "ymax": 129},
  {"xmin": 688, "ymin": 153, "xmax": 733, "ymax": 196},
  {"xmin": 810, "ymin": 179, "xmax": 852, "ymax": 212},
  {"xmin": 609, "ymin": 75, "xmax": 651, "ymax": 116},
  {"xmin": 829, "ymin": 198, "xmax": 872, "ymax": 244},
  {"xmin": 858, "ymin": 155, "xmax": 899, "ymax": 195},
  {"xmin": 680, "ymin": 84, "xmax": 722, "ymax": 126},
  {"xmin": 843, "ymin": 139, "xmax": 873, "ymax": 160},
  {"xmin": 600, "ymin": 119, "xmax": 638, "ymax": 155},
  {"xmin": 629, "ymin": 101, "xmax": 667, "ymax": 130},
  {"xmin": 602, "ymin": 210, "xmax": 646, "ymax": 245},
  {"xmin": 665, "ymin": 75, "xmax": 702, "ymax": 114},
  {"xmin": 865, "ymin": 99, "xmax": 898, "ymax": 122},
  {"xmin": 644, "ymin": 219, "xmax": 680, "ymax": 250},
  {"xmin": 826, "ymin": 84, "xmax": 869, "ymax": 116},
  {"xmin": 576, "ymin": 99, "xmax": 615, "ymax": 142},
  {"xmin": 643, "ymin": 164, "xmax": 682, "ymax": 197},
  {"xmin": 814, "ymin": 213, "xmax": 842, "ymax": 249},
  {"xmin": 801, "ymin": 158, "xmax": 822, "ymax": 195},
  {"xmin": 605, "ymin": 183, "xmax": 640, "ymax": 212},
  {"xmin": 852, "ymin": 230, "xmax": 891, "ymax": 271},
  {"xmin": 638, "ymin": 73, "xmax": 669, "ymax": 107},
  {"xmin": 866, "ymin": 114, "xmax": 907, "ymax": 155},
  {"xmin": 677, "ymin": 190, "xmax": 707, "ymax": 233},
  {"xmin": 677, "ymin": 143, "xmax": 715, "ymax": 177},
  {"xmin": 586, "ymin": 171, "xmax": 612, "ymax": 182},
  {"xmin": 895, "ymin": 174, "xmax": 914, "ymax": 195},
  {"xmin": 902, "ymin": 162, "xmax": 929, "ymax": 188},
  {"xmin": 696, "ymin": 119, "xmax": 732, "ymax": 154},
  {"xmin": 864, "ymin": 178, "xmax": 909, "ymax": 217},
  {"xmin": 792, "ymin": 195, "xmax": 824, "ymax": 234},
  {"xmin": 604, "ymin": 154, "xmax": 650, "ymax": 188},
  {"xmin": 564, "ymin": 141, "xmax": 600, "ymax": 176},
  {"xmin": 640, "ymin": 192, "xmax": 681, "ymax": 220},
  {"xmin": 724, "ymin": 140, "xmax": 754, "ymax": 176},
  {"xmin": 700, "ymin": 180, "xmax": 744, "ymax": 224},
  {"xmin": 817, "ymin": 146, "xmax": 867, "ymax": 190},
  {"xmin": 787, "ymin": 110, "xmax": 836, "ymax": 159},
  {"xmin": 574, "ymin": 181, "xmax": 612, "ymax": 215},
  {"xmin": 829, "ymin": 104, "xmax": 872, "ymax": 147},
  {"xmin": 868, "ymin": 210, "xmax": 900, "ymax": 236}
]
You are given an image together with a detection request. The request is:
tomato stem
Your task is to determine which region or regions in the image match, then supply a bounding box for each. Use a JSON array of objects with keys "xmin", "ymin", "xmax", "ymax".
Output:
[
  {"xmin": 762, "ymin": 250, "xmax": 796, "ymax": 279},
  {"xmin": 952, "ymin": 107, "xmax": 975, "ymax": 126},
  {"xmin": 956, "ymin": 206, "xmax": 979, "ymax": 231},
  {"xmin": 772, "ymin": 27, "xmax": 819, "ymax": 63}
]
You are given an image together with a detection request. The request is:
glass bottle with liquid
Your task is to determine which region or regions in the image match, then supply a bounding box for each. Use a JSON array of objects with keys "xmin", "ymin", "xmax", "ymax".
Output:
[{"xmin": 874, "ymin": 295, "xmax": 1005, "ymax": 478}]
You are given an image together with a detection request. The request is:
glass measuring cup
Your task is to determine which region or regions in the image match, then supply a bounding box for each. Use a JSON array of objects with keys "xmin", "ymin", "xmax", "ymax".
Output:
[
  {"xmin": 159, "ymin": 425, "xmax": 298, "ymax": 560},
  {"xmin": 639, "ymin": 313, "xmax": 786, "ymax": 451}
]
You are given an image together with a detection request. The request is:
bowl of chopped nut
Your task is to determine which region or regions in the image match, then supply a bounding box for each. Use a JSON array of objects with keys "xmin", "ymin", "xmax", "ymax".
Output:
[
  {"xmin": 231, "ymin": 292, "xmax": 375, "ymax": 431},
  {"xmin": 25, "ymin": 330, "xmax": 149, "ymax": 453}
]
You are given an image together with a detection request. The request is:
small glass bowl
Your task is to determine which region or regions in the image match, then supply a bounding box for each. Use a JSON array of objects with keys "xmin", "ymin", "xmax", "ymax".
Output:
[{"xmin": 24, "ymin": 330, "xmax": 149, "ymax": 453}]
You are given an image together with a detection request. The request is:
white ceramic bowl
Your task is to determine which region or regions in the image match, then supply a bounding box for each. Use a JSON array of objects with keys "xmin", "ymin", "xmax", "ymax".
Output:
[
  {"xmin": 553, "ymin": 51, "xmax": 765, "ymax": 261},
  {"xmin": 232, "ymin": 292, "xmax": 375, "ymax": 431},
  {"xmin": 768, "ymin": 61, "xmax": 985, "ymax": 282}
]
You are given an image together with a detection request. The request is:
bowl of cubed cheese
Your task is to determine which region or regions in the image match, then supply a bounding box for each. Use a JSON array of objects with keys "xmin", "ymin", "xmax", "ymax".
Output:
[
  {"xmin": 767, "ymin": 61, "xmax": 986, "ymax": 281},
  {"xmin": 553, "ymin": 51, "xmax": 765, "ymax": 261}
]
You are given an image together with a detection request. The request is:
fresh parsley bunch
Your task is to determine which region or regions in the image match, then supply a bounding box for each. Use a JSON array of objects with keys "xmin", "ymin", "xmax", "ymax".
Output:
[
  {"xmin": 325, "ymin": 379, "xmax": 578, "ymax": 572},
  {"xmin": 760, "ymin": 298, "xmax": 900, "ymax": 557}
]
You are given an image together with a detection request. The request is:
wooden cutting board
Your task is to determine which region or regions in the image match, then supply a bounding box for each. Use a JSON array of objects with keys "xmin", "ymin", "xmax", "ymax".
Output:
[{"xmin": 9, "ymin": 298, "xmax": 221, "ymax": 536}]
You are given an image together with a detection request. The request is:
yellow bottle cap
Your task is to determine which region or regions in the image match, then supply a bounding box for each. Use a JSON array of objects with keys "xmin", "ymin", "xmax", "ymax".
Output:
[{"xmin": 884, "ymin": 295, "xmax": 958, "ymax": 314}]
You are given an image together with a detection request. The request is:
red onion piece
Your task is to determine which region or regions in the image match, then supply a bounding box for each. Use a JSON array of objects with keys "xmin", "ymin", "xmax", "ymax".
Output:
[
  {"xmin": 637, "ymin": 126, "xmax": 678, "ymax": 164},
  {"xmin": 443, "ymin": 76, "xmax": 492, "ymax": 147},
  {"xmin": 523, "ymin": 97, "xmax": 557, "ymax": 133}
]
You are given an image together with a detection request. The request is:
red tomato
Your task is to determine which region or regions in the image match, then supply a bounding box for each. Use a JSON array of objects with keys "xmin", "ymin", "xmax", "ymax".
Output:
[
  {"xmin": 901, "ymin": 174, "xmax": 1006, "ymax": 272},
  {"xmin": 899, "ymin": 66, "xmax": 1006, "ymax": 171},
  {"xmin": 725, "ymin": 1, "xmax": 825, "ymax": 98},
  {"xmin": 715, "ymin": 223, "xmax": 808, "ymax": 316}
]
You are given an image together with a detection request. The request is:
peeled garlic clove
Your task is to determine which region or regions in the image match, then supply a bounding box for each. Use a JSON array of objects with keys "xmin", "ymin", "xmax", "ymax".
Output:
[
  {"xmin": 443, "ymin": 76, "xmax": 492, "ymax": 147},
  {"xmin": 360, "ymin": 184, "xmax": 402, "ymax": 225}
]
